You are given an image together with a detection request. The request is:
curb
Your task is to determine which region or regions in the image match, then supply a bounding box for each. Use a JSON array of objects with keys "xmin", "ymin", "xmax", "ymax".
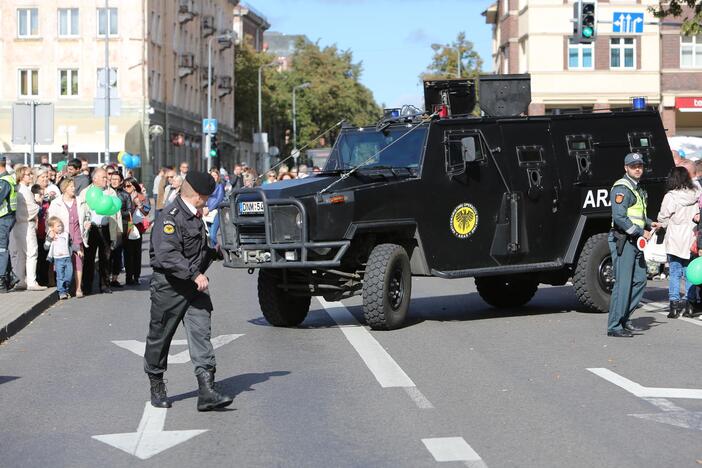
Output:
[{"xmin": 0, "ymin": 292, "xmax": 59, "ymax": 344}]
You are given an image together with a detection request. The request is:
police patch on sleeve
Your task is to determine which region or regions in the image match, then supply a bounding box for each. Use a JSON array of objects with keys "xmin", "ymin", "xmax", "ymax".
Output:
[
  {"xmin": 450, "ymin": 203, "xmax": 478, "ymax": 239},
  {"xmin": 163, "ymin": 220, "xmax": 176, "ymax": 235},
  {"xmin": 615, "ymin": 193, "xmax": 625, "ymax": 204}
]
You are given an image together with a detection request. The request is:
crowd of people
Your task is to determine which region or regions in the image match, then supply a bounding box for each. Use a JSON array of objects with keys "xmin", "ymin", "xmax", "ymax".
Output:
[{"xmin": 0, "ymin": 157, "xmax": 150, "ymax": 298}]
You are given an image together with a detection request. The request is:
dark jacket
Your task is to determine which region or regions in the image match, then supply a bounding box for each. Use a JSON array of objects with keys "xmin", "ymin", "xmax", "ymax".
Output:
[
  {"xmin": 73, "ymin": 174, "xmax": 90, "ymax": 196},
  {"xmin": 150, "ymin": 196, "xmax": 213, "ymax": 281}
]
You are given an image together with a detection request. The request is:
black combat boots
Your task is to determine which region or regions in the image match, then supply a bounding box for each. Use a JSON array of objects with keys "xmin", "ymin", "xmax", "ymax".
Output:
[
  {"xmin": 0, "ymin": 276, "xmax": 8, "ymax": 294},
  {"xmin": 681, "ymin": 299, "xmax": 693, "ymax": 318},
  {"xmin": 148, "ymin": 374, "xmax": 171, "ymax": 408},
  {"xmin": 196, "ymin": 370, "xmax": 233, "ymax": 411},
  {"xmin": 668, "ymin": 300, "xmax": 679, "ymax": 318}
]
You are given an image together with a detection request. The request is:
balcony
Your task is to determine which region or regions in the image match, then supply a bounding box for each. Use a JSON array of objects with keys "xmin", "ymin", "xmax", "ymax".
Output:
[
  {"xmin": 218, "ymin": 76, "xmax": 233, "ymax": 97},
  {"xmin": 202, "ymin": 15, "xmax": 215, "ymax": 38},
  {"xmin": 201, "ymin": 71, "xmax": 216, "ymax": 89},
  {"xmin": 178, "ymin": 0, "xmax": 198, "ymax": 24},
  {"xmin": 178, "ymin": 53, "xmax": 196, "ymax": 78}
]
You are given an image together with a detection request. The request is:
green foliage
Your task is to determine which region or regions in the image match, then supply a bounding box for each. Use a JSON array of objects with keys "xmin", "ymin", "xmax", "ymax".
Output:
[
  {"xmin": 235, "ymin": 37, "xmax": 382, "ymax": 160},
  {"xmin": 650, "ymin": 0, "xmax": 702, "ymax": 35},
  {"xmin": 419, "ymin": 32, "xmax": 483, "ymax": 81}
]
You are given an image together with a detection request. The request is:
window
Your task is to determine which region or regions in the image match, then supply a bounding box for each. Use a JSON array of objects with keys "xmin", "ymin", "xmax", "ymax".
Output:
[
  {"xmin": 516, "ymin": 146, "xmax": 544, "ymax": 166},
  {"xmin": 17, "ymin": 8, "xmax": 38, "ymax": 37},
  {"xmin": 568, "ymin": 43, "xmax": 593, "ymax": 70},
  {"xmin": 18, "ymin": 69, "xmax": 39, "ymax": 97},
  {"xmin": 97, "ymin": 8, "xmax": 118, "ymax": 37},
  {"xmin": 59, "ymin": 69, "xmax": 79, "ymax": 96},
  {"xmin": 681, "ymin": 35, "xmax": 702, "ymax": 68},
  {"xmin": 58, "ymin": 8, "xmax": 79, "ymax": 37},
  {"xmin": 610, "ymin": 37, "xmax": 635, "ymax": 69}
]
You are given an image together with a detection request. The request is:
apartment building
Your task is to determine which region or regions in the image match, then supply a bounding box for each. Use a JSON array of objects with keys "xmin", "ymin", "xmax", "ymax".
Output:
[
  {"xmin": 0, "ymin": 0, "xmax": 238, "ymax": 184},
  {"xmin": 484, "ymin": 0, "xmax": 702, "ymax": 136}
]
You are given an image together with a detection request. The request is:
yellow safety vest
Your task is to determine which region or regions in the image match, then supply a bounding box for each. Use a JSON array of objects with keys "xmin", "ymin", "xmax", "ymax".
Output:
[
  {"xmin": 0, "ymin": 173, "xmax": 17, "ymax": 217},
  {"xmin": 612, "ymin": 177, "xmax": 647, "ymax": 228}
]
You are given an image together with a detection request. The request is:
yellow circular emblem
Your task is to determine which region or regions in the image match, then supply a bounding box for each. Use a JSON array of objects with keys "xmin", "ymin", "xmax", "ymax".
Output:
[
  {"xmin": 163, "ymin": 224, "xmax": 175, "ymax": 234},
  {"xmin": 450, "ymin": 203, "xmax": 478, "ymax": 239}
]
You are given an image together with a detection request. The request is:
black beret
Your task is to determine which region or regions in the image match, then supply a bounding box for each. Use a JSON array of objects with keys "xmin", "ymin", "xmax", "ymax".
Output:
[{"xmin": 185, "ymin": 171, "xmax": 216, "ymax": 196}]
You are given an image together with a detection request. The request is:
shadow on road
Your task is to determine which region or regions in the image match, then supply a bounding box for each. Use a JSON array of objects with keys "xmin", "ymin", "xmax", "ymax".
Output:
[
  {"xmin": 169, "ymin": 371, "xmax": 291, "ymax": 403},
  {"xmin": 0, "ymin": 376, "xmax": 20, "ymax": 386}
]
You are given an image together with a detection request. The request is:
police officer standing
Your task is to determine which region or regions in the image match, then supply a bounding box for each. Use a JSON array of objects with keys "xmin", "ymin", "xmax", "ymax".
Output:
[
  {"xmin": 0, "ymin": 158, "xmax": 18, "ymax": 293},
  {"xmin": 607, "ymin": 152, "xmax": 661, "ymax": 337},
  {"xmin": 144, "ymin": 171, "xmax": 233, "ymax": 411}
]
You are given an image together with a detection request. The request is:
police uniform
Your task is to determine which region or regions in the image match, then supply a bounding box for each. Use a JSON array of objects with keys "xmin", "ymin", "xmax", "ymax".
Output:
[
  {"xmin": 607, "ymin": 153, "xmax": 652, "ymax": 337},
  {"xmin": 143, "ymin": 171, "xmax": 233, "ymax": 411},
  {"xmin": 0, "ymin": 164, "xmax": 18, "ymax": 292}
]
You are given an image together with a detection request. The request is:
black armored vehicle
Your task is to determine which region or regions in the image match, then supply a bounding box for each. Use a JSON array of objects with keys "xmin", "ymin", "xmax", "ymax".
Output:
[{"xmin": 219, "ymin": 75, "xmax": 672, "ymax": 329}]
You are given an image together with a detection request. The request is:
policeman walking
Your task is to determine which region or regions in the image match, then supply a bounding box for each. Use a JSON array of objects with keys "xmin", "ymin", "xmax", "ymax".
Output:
[
  {"xmin": 607, "ymin": 152, "xmax": 660, "ymax": 337},
  {"xmin": 144, "ymin": 171, "xmax": 233, "ymax": 411},
  {"xmin": 0, "ymin": 158, "xmax": 18, "ymax": 293}
]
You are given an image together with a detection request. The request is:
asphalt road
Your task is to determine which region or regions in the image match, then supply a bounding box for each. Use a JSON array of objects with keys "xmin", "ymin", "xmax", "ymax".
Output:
[{"xmin": 1, "ymin": 258, "xmax": 702, "ymax": 467}]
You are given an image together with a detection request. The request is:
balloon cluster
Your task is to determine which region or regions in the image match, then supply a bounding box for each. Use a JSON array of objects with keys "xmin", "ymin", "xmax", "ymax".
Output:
[
  {"xmin": 117, "ymin": 151, "xmax": 141, "ymax": 169},
  {"xmin": 85, "ymin": 185, "xmax": 122, "ymax": 216}
]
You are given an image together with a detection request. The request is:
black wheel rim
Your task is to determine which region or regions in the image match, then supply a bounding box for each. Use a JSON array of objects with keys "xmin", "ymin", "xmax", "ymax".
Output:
[
  {"xmin": 598, "ymin": 255, "xmax": 614, "ymax": 293},
  {"xmin": 388, "ymin": 265, "xmax": 405, "ymax": 310}
]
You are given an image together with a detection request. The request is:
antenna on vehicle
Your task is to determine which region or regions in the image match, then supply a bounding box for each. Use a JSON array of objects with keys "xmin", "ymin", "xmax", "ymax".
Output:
[
  {"xmin": 258, "ymin": 119, "xmax": 345, "ymax": 181},
  {"xmin": 318, "ymin": 112, "xmax": 438, "ymax": 196}
]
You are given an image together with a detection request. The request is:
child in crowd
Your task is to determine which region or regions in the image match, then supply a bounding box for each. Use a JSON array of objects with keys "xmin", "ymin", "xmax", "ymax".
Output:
[{"xmin": 45, "ymin": 216, "xmax": 74, "ymax": 300}]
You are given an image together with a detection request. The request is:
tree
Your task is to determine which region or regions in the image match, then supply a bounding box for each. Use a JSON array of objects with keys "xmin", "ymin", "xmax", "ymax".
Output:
[
  {"xmin": 651, "ymin": 1, "xmax": 702, "ymax": 35},
  {"xmin": 419, "ymin": 32, "xmax": 483, "ymax": 82},
  {"xmin": 234, "ymin": 37, "xmax": 382, "ymax": 164}
]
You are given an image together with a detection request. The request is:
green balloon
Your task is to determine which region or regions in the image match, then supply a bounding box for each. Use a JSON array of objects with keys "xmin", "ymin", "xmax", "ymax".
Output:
[
  {"xmin": 111, "ymin": 196, "xmax": 122, "ymax": 212},
  {"xmin": 95, "ymin": 196, "xmax": 115, "ymax": 215},
  {"xmin": 687, "ymin": 257, "xmax": 702, "ymax": 285},
  {"xmin": 56, "ymin": 160, "xmax": 67, "ymax": 172},
  {"xmin": 85, "ymin": 185, "xmax": 103, "ymax": 210}
]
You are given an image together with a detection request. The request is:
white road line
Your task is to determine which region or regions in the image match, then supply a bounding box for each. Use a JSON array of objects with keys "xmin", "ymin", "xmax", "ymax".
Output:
[
  {"xmin": 404, "ymin": 387, "xmax": 434, "ymax": 409},
  {"xmin": 422, "ymin": 437, "xmax": 487, "ymax": 467},
  {"xmin": 317, "ymin": 299, "xmax": 433, "ymax": 409},
  {"xmin": 641, "ymin": 300, "xmax": 702, "ymax": 327},
  {"xmin": 588, "ymin": 367, "xmax": 702, "ymax": 399},
  {"xmin": 642, "ymin": 397, "xmax": 686, "ymax": 412}
]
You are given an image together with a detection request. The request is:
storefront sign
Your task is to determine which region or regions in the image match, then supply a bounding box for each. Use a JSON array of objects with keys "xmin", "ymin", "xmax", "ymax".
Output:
[{"xmin": 675, "ymin": 97, "xmax": 702, "ymax": 112}]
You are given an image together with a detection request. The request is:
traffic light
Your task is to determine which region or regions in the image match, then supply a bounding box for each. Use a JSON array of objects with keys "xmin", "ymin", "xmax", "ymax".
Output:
[
  {"xmin": 209, "ymin": 135, "xmax": 219, "ymax": 158},
  {"xmin": 575, "ymin": 1, "xmax": 596, "ymax": 43}
]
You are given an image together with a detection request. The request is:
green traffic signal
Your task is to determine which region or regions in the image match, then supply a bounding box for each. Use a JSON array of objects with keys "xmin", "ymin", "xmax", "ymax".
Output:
[
  {"xmin": 209, "ymin": 149, "xmax": 217, "ymax": 157},
  {"xmin": 582, "ymin": 26, "xmax": 593, "ymax": 38}
]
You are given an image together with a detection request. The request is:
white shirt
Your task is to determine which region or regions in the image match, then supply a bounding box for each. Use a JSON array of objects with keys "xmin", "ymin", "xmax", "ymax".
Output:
[
  {"xmin": 46, "ymin": 232, "xmax": 71, "ymax": 259},
  {"xmin": 180, "ymin": 196, "xmax": 198, "ymax": 216}
]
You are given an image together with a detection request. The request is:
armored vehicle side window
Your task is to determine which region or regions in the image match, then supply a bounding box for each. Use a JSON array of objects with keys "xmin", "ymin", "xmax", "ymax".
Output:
[
  {"xmin": 628, "ymin": 131, "xmax": 654, "ymax": 171},
  {"xmin": 566, "ymin": 134, "xmax": 594, "ymax": 178},
  {"xmin": 444, "ymin": 132, "xmax": 487, "ymax": 175},
  {"xmin": 516, "ymin": 146, "xmax": 544, "ymax": 166}
]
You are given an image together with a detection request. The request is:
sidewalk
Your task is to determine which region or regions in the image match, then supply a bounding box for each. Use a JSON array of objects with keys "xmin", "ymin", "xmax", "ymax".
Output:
[{"xmin": 0, "ymin": 288, "xmax": 58, "ymax": 343}]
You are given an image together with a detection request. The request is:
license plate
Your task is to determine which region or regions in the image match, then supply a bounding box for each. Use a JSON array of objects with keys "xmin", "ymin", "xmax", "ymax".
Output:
[{"xmin": 239, "ymin": 201, "xmax": 264, "ymax": 215}]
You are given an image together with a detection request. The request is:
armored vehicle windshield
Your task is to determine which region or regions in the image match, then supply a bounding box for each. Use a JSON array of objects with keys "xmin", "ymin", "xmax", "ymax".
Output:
[{"xmin": 323, "ymin": 125, "xmax": 428, "ymax": 171}]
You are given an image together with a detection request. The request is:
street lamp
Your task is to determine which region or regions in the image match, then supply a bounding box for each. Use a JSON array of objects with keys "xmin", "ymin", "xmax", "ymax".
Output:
[
  {"xmin": 205, "ymin": 31, "xmax": 234, "ymax": 171},
  {"xmin": 292, "ymin": 82, "xmax": 311, "ymax": 153}
]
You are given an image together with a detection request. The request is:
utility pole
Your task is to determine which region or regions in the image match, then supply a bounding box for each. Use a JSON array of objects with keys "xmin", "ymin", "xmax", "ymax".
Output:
[
  {"xmin": 104, "ymin": 0, "xmax": 110, "ymax": 165},
  {"xmin": 292, "ymin": 82, "xmax": 311, "ymax": 152}
]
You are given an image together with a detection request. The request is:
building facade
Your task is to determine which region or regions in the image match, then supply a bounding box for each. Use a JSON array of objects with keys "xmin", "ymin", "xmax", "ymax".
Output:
[
  {"xmin": 0, "ymin": 0, "xmax": 238, "ymax": 186},
  {"xmin": 484, "ymin": 0, "xmax": 702, "ymax": 136}
]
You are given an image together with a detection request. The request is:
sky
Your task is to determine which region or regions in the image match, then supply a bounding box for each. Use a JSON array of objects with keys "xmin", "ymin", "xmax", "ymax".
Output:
[{"xmin": 250, "ymin": 0, "xmax": 495, "ymax": 109}]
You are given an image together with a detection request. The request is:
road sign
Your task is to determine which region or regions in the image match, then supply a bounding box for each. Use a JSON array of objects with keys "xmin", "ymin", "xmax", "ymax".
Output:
[
  {"xmin": 12, "ymin": 102, "xmax": 54, "ymax": 145},
  {"xmin": 202, "ymin": 118, "xmax": 218, "ymax": 134},
  {"xmin": 613, "ymin": 12, "xmax": 644, "ymax": 34}
]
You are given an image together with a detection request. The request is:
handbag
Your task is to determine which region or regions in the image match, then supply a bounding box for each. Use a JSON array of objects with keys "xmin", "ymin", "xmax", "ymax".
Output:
[{"xmin": 644, "ymin": 231, "xmax": 667, "ymax": 264}]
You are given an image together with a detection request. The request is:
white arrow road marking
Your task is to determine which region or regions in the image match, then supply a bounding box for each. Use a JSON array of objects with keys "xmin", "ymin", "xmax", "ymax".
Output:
[
  {"xmin": 640, "ymin": 300, "xmax": 702, "ymax": 327},
  {"xmin": 422, "ymin": 437, "xmax": 487, "ymax": 467},
  {"xmin": 112, "ymin": 334, "xmax": 244, "ymax": 364},
  {"xmin": 317, "ymin": 299, "xmax": 433, "ymax": 409},
  {"xmin": 588, "ymin": 368, "xmax": 702, "ymax": 399},
  {"xmin": 92, "ymin": 402, "xmax": 208, "ymax": 460},
  {"xmin": 589, "ymin": 369, "xmax": 702, "ymax": 432}
]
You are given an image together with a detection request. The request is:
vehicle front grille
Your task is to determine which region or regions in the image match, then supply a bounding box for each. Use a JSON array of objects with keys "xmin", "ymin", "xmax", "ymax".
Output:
[{"xmin": 238, "ymin": 222, "xmax": 266, "ymax": 244}]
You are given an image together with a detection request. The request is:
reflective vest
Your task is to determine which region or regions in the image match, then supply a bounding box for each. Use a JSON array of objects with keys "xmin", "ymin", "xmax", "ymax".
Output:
[
  {"xmin": 0, "ymin": 173, "xmax": 17, "ymax": 217},
  {"xmin": 612, "ymin": 177, "xmax": 647, "ymax": 228}
]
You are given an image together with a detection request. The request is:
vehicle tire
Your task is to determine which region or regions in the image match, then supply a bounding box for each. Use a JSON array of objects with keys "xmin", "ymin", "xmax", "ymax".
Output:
[
  {"xmin": 258, "ymin": 270, "xmax": 311, "ymax": 327},
  {"xmin": 362, "ymin": 244, "xmax": 412, "ymax": 330},
  {"xmin": 475, "ymin": 275, "xmax": 538, "ymax": 308},
  {"xmin": 573, "ymin": 233, "xmax": 612, "ymax": 313}
]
